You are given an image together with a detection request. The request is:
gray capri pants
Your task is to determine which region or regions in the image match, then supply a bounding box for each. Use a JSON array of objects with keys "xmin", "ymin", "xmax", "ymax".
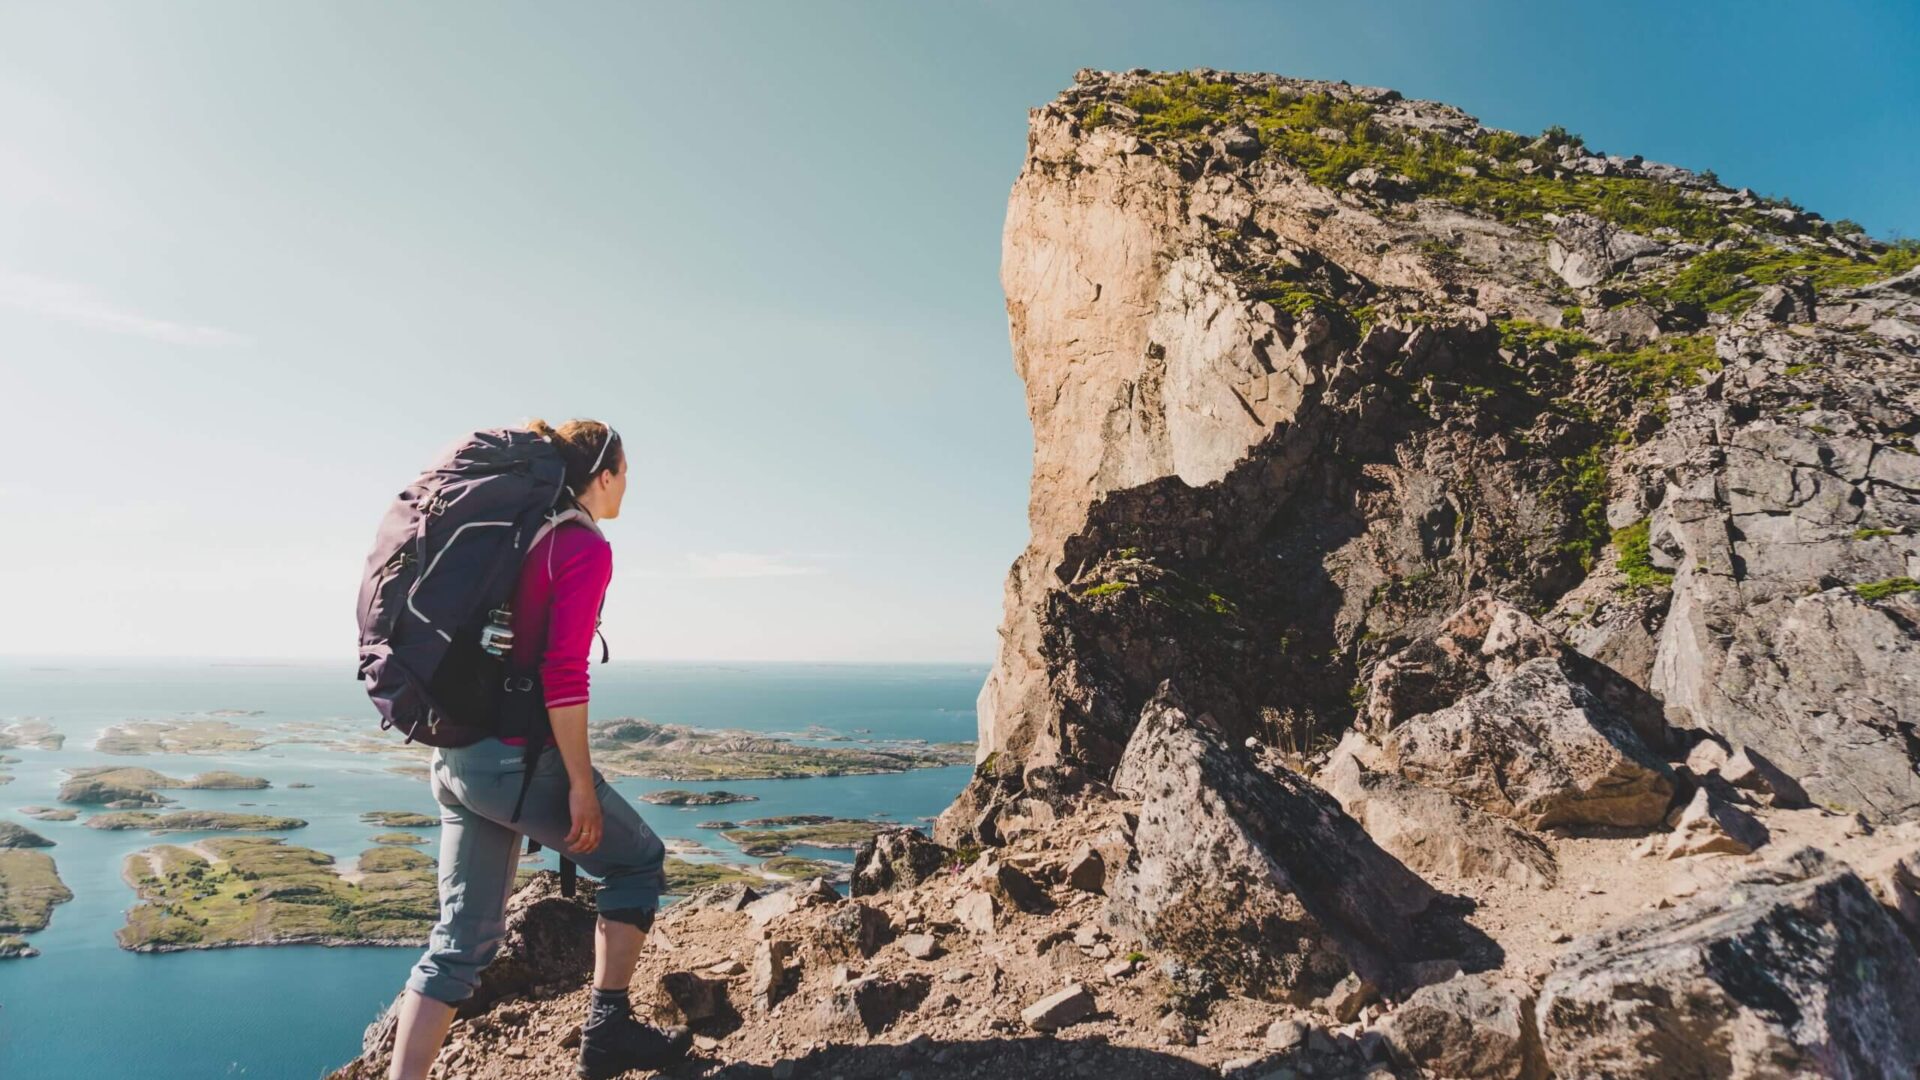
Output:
[{"xmin": 406, "ymin": 737, "xmax": 666, "ymax": 1005}]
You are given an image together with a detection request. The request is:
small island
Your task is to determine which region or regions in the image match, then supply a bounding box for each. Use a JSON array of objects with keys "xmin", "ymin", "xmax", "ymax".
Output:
[
  {"xmin": 587, "ymin": 718, "xmax": 973, "ymax": 781},
  {"xmin": 717, "ymin": 817, "xmax": 888, "ymax": 856},
  {"xmin": 0, "ymin": 822, "xmax": 54, "ymax": 848},
  {"xmin": 94, "ymin": 719, "xmax": 270, "ymax": 756},
  {"xmin": 0, "ymin": 849, "xmax": 73, "ymax": 933},
  {"xmin": 761, "ymin": 855, "xmax": 850, "ymax": 881},
  {"xmin": 0, "ymin": 719, "xmax": 63, "ymax": 751},
  {"xmin": 19, "ymin": 807, "xmax": 78, "ymax": 822},
  {"xmin": 370, "ymin": 832, "xmax": 429, "ymax": 845},
  {"xmin": 360, "ymin": 810, "xmax": 437, "ymax": 828},
  {"xmin": 662, "ymin": 857, "xmax": 763, "ymax": 894},
  {"xmin": 117, "ymin": 837, "xmax": 435, "ymax": 951},
  {"xmin": 637, "ymin": 789, "xmax": 759, "ymax": 806},
  {"xmin": 287, "ymin": 782, "xmax": 314, "ymax": 789},
  {"xmin": 356, "ymin": 846, "xmax": 433, "ymax": 874},
  {"xmin": 0, "ymin": 933, "xmax": 38, "ymax": 959},
  {"xmin": 57, "ymin": 766, "xmax": 271, "ymax": 807},
  {"xmin": 85, "ymin": 811, "xmax": 308, "ymax": 833}
]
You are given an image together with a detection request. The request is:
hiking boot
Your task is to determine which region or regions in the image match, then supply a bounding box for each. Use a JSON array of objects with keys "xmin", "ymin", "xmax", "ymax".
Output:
[{"xmin": 576, "ymin": 1004, "xmax": 691, "ymax": 1079}]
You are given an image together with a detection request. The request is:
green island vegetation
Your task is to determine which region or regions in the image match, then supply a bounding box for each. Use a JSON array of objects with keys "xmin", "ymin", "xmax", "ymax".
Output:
[
  {"xmin": 57, "ymin": 766, "xmax": 269, "ymax": 807},
  {"xmin": 370, "ymin": 832, "xmax": 429, "ymax": 845},
  {"xmin": 0, "ymin": 821, "xmax": 54, "ymax": 848},
  {"xmin": 1852, "ymin": 528, "xmax": 1900, "ymax": 541},
  {"xmin": 1853, "ymin": 577, "xmax": 1920, "ymax": 603},
  {"xmin": 356, "ymin": 845, "xmax": 433, "ymax": 874},
  {"xmin": 0, "ymin": 933, "xmax": 37, "ymax": 959},
  {"xmin": 1612, "ymin": 519, "xmax": 1675, "ymax": 592},
  {"xmin": 759, "ymin": 855, "xmax": 847, "ymax": 880},
  {"xmin": 94, "ymin": 718, "xmax": 270, "ymax": 756},
  {"xmin": 0, "ymin": 849, "xmax": 74, "ymax": 932},
  {"xmin": 662, "ymin": 857, "xmax": 763, "ymax": 893},
  {"xmin": 717, "ymin": 818, "xmax": 888, "ymax": 857},
  {"xmin": 587, "ymin": 719, "xmax": 973, "ymax": 781},
  {"xmin": 637, "ymin": 789, "xmax": 759, "ymax": 806},
  {"xmin": 84, "ymin": 811, "xmax": 307, "ymax": 833},
  {"xmin": 116, "ymin": 837, "xmax": 435, "ymax": 951},
  {"xmin": 360, "ymin": 810, "xmax": 438, "ymax": 828}
]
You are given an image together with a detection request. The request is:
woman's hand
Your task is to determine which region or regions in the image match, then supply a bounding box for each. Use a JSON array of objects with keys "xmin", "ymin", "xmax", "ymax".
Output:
[{"xmin": 564, "ymin": 780, "xmax": 603, "ymax": 854}]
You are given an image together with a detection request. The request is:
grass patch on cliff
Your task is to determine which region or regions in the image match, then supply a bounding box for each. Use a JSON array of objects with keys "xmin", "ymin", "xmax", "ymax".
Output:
[
  {"xmin": 1852, "ymin": 577, "xmax": 1919, "ymax": 602},
  {"xmin": 1097, "ymin": 75, "xmax": 1893, "ymax": 250},
  {"xmin": 1641, "ymin": 243, "xmax": 1920, "ymax": 314},
  {"xmin": 1496, "ymin": 319, "xmax": 1597, "ymax": 355},
  {"xmin": 1548, "ymin": 446, "xmax": 1610, "ymax": 571},
  {"xmin": 1594, "ymin": 335, "xmax": 1722, "ymax": 395},
  {"xmin": 1612, "ymin": 519, "xmax": 1673, "ymax": 592}
]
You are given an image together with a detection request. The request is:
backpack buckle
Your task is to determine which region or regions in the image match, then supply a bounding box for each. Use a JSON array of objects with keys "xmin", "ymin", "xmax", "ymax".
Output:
[{"xmin": 503, "ymin": 675, "xmax": 535, "ymax": 693}]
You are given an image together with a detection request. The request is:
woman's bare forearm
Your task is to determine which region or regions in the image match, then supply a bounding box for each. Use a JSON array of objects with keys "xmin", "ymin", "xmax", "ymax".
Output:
[{"xmin": 547, "ymin": 703, "xmax": 594, "ymax": 788}]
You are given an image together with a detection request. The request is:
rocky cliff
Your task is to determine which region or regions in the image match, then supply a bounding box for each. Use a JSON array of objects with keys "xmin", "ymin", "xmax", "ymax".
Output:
[
  {"xmin": 335, "ymin": 71, "xmax": 1920, "ymax": 1080},
  {"xmin": 946, "ymin": 68, "xmax": 1920, "ymax": 845}
]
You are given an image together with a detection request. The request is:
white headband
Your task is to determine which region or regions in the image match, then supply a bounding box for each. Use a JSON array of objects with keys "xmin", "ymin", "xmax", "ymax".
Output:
[{"xmin": 587, "ymin": 426, "xmax": 620, "ymax": 476}]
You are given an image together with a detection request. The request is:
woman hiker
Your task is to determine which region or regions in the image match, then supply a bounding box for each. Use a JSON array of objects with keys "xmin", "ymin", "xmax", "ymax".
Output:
[{"xmin": 387, "ymin": 419, "xmax": 691, "ymax": 1080}]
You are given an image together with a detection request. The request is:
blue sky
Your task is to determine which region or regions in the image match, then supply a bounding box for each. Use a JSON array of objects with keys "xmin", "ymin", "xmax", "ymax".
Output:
[{"xmin": 2, "ymin": 1, "xmax": 1915, "ymax": 662}]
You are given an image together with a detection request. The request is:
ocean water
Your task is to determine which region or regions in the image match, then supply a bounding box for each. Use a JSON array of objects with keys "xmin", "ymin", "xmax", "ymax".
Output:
[{"xmin": 0, "ymin": 660, "xmax": 982, "ymax": 1079}]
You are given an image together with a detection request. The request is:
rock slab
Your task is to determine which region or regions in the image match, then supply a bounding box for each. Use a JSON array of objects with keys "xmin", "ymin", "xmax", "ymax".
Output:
[
  {"xmin": 1107, "ymin": 689, "xmax": 1446, "ymax": 1001},
  {"xmin": 1538, "ymin": 849, "xmax": 1920, "ymax": 1078}
]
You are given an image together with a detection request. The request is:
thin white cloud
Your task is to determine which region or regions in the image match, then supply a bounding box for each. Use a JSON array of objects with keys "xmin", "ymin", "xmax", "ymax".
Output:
[
  {"xmin": 629, "ymin": 552, "xmax": 827, "ymax": 580},
  {"xmin": 686, "ymin": 552, "xmax": 824, "ymax": 579},
  {"xmin": 0, "ymin": 268, "xmax": 250, "ymax": 347}
]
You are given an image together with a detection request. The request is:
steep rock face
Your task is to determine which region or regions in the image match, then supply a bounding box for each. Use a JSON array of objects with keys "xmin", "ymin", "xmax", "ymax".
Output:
[{"xmin": 947, "ymin": 68, "xmax": 1920, "ymax": 844}]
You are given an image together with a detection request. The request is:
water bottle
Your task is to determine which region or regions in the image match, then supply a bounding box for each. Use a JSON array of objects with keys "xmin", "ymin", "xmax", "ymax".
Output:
[{"xmin": 479, "ymin": 606, "xmax": 515, "ymax": 657}]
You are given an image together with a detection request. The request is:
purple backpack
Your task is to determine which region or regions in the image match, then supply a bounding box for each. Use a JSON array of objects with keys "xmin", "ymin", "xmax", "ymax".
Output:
[{"xmin": 356, "ymin": 428, "xmax": 568, "ymax": 748}]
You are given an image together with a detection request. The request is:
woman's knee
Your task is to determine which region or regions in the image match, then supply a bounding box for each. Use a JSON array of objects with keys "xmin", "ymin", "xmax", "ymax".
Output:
[{"xmin": 405, "ymin": 922, "xmax": 506, "ymax": 1004}]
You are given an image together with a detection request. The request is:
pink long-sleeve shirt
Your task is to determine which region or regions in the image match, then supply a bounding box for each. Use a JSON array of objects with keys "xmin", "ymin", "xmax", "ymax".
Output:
[{"xmin": 507, "ymin": 522, "xmax": 613, "ymax": 710}]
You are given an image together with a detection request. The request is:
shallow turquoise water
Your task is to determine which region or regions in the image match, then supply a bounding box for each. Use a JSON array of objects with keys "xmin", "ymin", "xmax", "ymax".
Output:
[{"xmin": 0, "ymin": 660, "xmax": 981, "ymax": 1078}]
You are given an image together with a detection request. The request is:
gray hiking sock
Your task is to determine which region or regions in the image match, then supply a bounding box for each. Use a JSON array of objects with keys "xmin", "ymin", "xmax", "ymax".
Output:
[{"xmin": 586, "ymin": 987, "xmax": 629, "ymax": 1029}]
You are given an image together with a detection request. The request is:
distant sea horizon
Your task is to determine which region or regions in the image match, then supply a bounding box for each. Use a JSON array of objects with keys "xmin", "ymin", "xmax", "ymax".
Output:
[{"xmin": 0, "ymin": 659, "xmax": 984, "ymax": 1078}]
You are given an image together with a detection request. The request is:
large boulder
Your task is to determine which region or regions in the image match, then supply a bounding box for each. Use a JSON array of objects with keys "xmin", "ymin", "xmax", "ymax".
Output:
[
  {"xmin": 1320, "ymin": 740, "xmax": 1558, "ymax": 889},
  {"xmin": 1362, "ymin": 595, "xmax": 1562, "ymax": 733},
  {"xmin": 1364, "ymin": 595, "xmax": 1668, "ymax": 750},
  {"xmin": 1546, "ymin": 211, "xmax": 1663, "ymax": 288},
  {"xmin": 1106, "ymin": 689, "xmax": 1459, "ymax": 1002},
  {"xmin": 1379, "ymin": 973, "xmax": 1547, "ymax": 1080},
  {"xmin": 1537, "ymin": 849, "xmax": 1920, "ymax": 1078},
  {"xmin": 851, "ymin": 828, "xmax": 951, "ymax": 896},
  {"xmin": 1381, "ymin": 658, "xmax": 1675, "ymax": 830}
]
